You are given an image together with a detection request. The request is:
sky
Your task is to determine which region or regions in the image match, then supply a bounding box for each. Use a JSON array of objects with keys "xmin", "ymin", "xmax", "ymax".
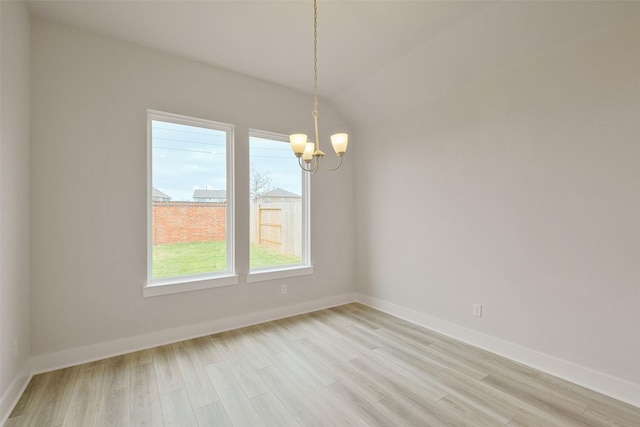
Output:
[{"xmin": 152, "ymin": 120, "xmax": 301, "ymax": 201}]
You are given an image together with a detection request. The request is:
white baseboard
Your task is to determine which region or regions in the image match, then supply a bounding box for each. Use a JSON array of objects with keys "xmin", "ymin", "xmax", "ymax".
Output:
[
  {"xmin": 357, "ymin": 293, "xmax": 640, "ymax": 408},
  {"xmin": 30, "ymin": 292, "xmax": 356, "ymax": 375},
  {"xmin": 3, "ymin": 292, "xmax": 355, "ymax": 422},
  {"xmin": 6, "ymin": 290, "xmax": 637, "ymax": 424},
  {"xmin": 0, "ymin": 359, "xmax": 31, "ymax": 426}
]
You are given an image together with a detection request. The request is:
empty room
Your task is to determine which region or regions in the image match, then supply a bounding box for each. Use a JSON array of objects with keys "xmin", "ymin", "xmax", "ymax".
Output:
[{"xmin": 1, "ymin": 0, "xmax": 639, "ymax": 425}]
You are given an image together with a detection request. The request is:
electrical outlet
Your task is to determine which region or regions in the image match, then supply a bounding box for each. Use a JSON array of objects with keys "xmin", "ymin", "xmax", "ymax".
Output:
[
  {"xmin": 13, "ymin": 338, "xmax": 18, "ymax": 359},
  {"xmin": 281, "ymin": 285, "xmax": 287, "ymax": 294},
  {"xmin": 473, "ymin": 303, "xmax": 482, "ymax": 317}
]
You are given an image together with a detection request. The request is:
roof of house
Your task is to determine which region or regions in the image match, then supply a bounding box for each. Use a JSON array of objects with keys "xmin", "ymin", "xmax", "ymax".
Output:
[
  {"xmin": 193, "ymin": 189, "xmax": 227, "ymax": 199},
  {"xmin": 260, "ymin": 188, "xmax": 300, "ymax": 199},
  {"xmin": 153, "ymin": 187, "xmax": 171, "ymax": 199}
]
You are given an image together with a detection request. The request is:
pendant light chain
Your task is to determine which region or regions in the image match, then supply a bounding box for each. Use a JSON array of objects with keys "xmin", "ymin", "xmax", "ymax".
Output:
[
  {"xmin": 312, "ymin": 0, "xmax": 320, "ymax": 152},
  {"xmin": 288, "ymin": 0, "xmax": 349, "ymax": 172}
]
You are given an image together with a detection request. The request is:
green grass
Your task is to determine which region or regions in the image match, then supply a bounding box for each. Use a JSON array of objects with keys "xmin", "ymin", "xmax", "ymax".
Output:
[
  {"xmin": 249, "ymin": 244, "xmax": 301, "ymax": 269},
  {"xmin": 153, "ymin": 241, "xmax": 227, "ymax": 278},
  {"xmin": 152, "ymin": 241, "xmax": 301, "ymax": 278}
]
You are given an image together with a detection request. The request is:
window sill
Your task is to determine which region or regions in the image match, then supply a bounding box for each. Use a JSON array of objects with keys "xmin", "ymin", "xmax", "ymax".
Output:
[
  {"xmin": 144, "ymin": 273, "xmax": 239, "ymax": 297},
  {"xmin": 247, "ymin": 265, "xmax": 314, "ymax": 284}
]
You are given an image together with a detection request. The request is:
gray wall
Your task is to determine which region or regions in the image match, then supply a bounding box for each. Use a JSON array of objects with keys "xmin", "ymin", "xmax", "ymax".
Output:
[
  {"xmin": 0, "ymin": 0, "xmax": 31, "ymax": 408},
  {"xmin": 354, "ymin": 18, "xmax": 640, "ymax": 387},
  {"xmin": 29, "ymin": 16, "xmax": 356, "ymax": 358}
]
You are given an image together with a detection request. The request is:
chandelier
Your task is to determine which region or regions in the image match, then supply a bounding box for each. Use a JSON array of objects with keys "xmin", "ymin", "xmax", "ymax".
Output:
[{"xmin": 289, "ymin": 0, "xmax": 348, "ymax": 173}]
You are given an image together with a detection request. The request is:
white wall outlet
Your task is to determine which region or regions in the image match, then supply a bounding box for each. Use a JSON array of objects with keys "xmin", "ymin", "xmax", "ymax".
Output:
[
  {"xmin": 13, "ymin": 338, "xmax": 18, "ymax": 359},
  {"xmin": 281, "ymin": 285, "xmax": 287, "ymax": 294},
  {"xmin": 473, "ymin": 303, "xmax": 482, "ymax": 317}
]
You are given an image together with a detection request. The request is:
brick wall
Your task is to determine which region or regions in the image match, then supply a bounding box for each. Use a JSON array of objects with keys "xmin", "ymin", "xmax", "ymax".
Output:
[{"xmin": 153, "ymin": 201, "xmax": 226, "ymax": 245}]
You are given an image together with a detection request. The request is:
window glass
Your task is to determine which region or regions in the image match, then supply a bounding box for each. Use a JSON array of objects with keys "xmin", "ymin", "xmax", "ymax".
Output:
[
  {"xmin": 150, "ymin": 113, "xmax": 233, "ymax": 281},
  {"xmin": 249, "ymin": 132, "xmax": 308, "ymax": 271}
]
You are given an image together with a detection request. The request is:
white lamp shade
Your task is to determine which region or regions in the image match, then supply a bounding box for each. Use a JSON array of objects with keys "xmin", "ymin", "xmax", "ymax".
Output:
[
  {"xmin": 289, "ymin": 134, "xmax": 308, "ymax": 155},
  {"xmin": 302, "ymin": 142, "xmax": 315, "ymax": 161},
  {"xmin": 330, "ymin": 133, "xmax": 348, "ymax": 155}
]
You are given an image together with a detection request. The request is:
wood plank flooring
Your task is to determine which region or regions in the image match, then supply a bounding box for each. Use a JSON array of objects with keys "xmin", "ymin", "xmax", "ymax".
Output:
[{"xmin": 6, "ymin": 303, "xmax": 640, "ymax": 426}]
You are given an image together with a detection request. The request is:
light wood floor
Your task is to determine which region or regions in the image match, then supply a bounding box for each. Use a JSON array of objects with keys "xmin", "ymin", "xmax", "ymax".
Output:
[{"xmin": 6, "ymin": 303, "xmax": 640, "ymax": 426}]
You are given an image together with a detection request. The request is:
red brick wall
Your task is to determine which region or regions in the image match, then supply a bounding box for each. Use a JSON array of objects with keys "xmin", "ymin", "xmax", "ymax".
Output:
[{"xmin": 153, "ymin": 201, "xmax": 226, "ymax": 245}]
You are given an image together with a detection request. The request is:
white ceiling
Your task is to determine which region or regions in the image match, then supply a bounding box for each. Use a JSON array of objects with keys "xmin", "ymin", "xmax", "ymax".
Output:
[{"xmin": 27, "ymin": 1, "xmax": 640, "ymax": 126}]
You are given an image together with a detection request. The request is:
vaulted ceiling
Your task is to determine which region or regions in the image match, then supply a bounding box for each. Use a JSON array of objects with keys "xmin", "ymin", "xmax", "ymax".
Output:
[{"xmin": 27, "ymin": 1, "xmax": 640, "ymax": 127}]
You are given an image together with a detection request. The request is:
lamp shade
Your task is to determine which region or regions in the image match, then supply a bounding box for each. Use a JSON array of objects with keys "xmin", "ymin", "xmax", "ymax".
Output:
[
  {"xmin": 289, "ymin": 134, "xmax": 308, "ymax": 156},
  {"xmin": 330, "ymin": 133, "xmax": 348, "ymax": 155},
  {"xmin": 302, "ymin": 142, "xmax": 315, "ymax": 161}
]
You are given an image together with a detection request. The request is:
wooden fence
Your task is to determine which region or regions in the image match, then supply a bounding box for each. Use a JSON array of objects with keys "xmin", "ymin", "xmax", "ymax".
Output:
[{"xmin": 250, "ymin": 200, "xmax": 302, "ymax": 257}]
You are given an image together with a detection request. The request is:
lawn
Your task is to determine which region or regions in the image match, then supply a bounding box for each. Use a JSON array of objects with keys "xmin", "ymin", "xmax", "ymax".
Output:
[
  {"xmin": 153, "ymin": 241, "xmax": 301, "ymax": 278},
  {"xmin": 249, "ymin": 244, "xmax": 302, "ymax": 269}
]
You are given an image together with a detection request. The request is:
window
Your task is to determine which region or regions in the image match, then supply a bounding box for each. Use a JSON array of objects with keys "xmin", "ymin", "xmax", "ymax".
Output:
[
  {"xmin": 248, "ymin": 130, "xmax": 311, "ymax": 282},
  {"xmin": 146, "ymin": 110, "xmax": 236, "ymax": 296}
]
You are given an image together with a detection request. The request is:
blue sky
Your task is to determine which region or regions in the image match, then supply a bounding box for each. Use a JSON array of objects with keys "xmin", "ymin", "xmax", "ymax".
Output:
[
  {"xmin": 152, "ymin": 121, "xmax": 301, "ymax": 201},
  {"xmin": 250, "ymin": 136, "xmax": 302, "ymax": 196}
]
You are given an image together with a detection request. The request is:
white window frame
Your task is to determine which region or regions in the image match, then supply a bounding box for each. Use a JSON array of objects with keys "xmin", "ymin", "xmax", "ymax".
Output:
[
  {"xmin": 247, "ymin": 129, "xmax": 313, "ymax": 283},
  {"xmin": 144, "ymin": 110, "xmax": 237, "ymax": 297}
]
